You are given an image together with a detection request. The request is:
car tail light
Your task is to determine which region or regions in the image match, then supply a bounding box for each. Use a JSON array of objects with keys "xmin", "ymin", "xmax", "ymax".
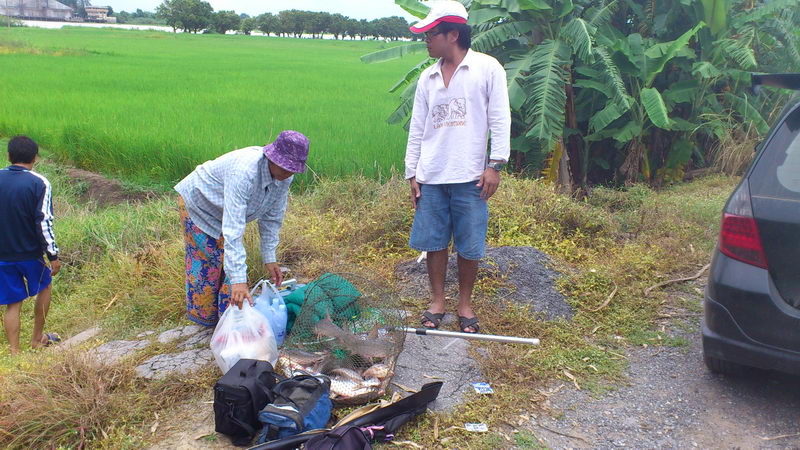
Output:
[{"xmin": 719, "ymin": 181, "xmax": 769, "ymax": 269}]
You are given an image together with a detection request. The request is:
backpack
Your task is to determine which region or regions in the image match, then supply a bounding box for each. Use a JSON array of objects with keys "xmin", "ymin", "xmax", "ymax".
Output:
[
  {"xmin": 304, "ymin": 425, "xmax": 372, "ymax": 450},
  {"xmin": 256, "ymin": 374, "xmax": 332, "ymax": 443},
  {"xmin": 214, "ymin": 359, "xmax": 281, "ymax": 447}
]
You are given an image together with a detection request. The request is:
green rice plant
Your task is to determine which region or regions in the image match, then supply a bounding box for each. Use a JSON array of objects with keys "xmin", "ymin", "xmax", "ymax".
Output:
[{"xmin": 0, "ymin": 28, "xmax": 419, "ymax": 188}]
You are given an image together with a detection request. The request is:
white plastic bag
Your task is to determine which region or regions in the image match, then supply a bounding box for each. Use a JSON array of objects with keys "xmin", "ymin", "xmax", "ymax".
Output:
[
  {"xmin": 210, "ymin": 301, "xmax": 278, "ymax": 374},
  {"xmin": 250, "ymin": 279, "xmax": 288, "ymax": 347}
]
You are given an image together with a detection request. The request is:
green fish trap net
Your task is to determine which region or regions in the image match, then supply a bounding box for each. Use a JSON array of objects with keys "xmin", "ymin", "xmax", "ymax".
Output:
[{"xmin": 278, "ymin": 272, "xmax": 406, "ymax": 405}]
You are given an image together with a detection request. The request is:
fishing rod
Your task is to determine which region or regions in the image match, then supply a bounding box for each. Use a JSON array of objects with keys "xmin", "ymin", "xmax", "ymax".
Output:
[{"xmin": 400, "ymin": 327, "xmax": 540, "ymax": 346}]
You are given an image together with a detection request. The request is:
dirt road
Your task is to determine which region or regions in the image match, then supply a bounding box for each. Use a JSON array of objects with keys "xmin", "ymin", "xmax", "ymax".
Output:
[{"xmin": 535, "ymin": 296, "xmax": 800, "ymax": 449}]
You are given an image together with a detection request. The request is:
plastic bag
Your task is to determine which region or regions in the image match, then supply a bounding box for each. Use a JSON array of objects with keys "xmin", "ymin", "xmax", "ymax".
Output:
[
  {"xmin": 210, "ymin": 301, "xmax": 278, "ymax": 374},
  {"xmin": 250, "ymin": 279, "xmax": 288, "ymax": 347}
]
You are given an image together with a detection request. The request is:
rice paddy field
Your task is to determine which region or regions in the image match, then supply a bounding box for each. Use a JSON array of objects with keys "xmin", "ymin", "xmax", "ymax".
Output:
[{"xmin": 0, "ymin": 27, "xmax": 419, "ymax": 188}]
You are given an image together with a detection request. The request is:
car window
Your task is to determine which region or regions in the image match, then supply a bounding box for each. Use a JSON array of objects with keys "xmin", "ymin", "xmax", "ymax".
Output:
[{"xmin": 750, "ymin": 106, "xmax": 800, "ymax": 201}]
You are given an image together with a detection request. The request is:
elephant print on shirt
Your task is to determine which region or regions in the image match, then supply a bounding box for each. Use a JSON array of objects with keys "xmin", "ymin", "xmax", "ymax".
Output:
[{"xmin": 431, "ymin": 98, "xmax": 467, "ymax": 128}]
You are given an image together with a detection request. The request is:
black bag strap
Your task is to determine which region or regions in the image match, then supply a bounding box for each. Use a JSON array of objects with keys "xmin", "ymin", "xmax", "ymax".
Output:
[
  {"xmin": 229, "ymin": 409, "xmax": 257, "ymax": 437},
  {"xmin": 236, "ymin": 360, "xmax": 281, "ymax": 420}
]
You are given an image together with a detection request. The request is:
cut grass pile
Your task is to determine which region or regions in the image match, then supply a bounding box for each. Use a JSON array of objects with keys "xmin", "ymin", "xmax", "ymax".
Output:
[{"xmin": 0, "ymin": 27, "xmax": 418, "ymax": 188}]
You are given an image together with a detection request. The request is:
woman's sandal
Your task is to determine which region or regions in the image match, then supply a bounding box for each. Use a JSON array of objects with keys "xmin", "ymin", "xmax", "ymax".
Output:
[
  {"xmin": 421, "ymin": 311, "xmax": 445, "ymax": 329},
  {"xmin": 42, "ymin": 332, "xmax": 61, "ymax": 347},
  {"xmin": 458, "ymin": 316, "xmax": 480, "ymax": 334}
]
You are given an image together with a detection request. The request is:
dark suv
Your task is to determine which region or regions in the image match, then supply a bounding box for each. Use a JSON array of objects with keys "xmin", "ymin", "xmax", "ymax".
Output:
[{"xmin": 703, "ymin": 74, "xmax": 800, "ymax": 375}]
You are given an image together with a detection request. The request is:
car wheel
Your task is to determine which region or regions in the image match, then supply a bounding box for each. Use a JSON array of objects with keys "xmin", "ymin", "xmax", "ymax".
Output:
[{"xmin": 703, "ymin": 353, "xmax": 749, "ymax": 376}]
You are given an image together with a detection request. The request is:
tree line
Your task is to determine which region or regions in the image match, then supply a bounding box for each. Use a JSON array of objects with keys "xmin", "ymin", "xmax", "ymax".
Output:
[{"xmin": 126, "ymin": 0, "xmax": 417, "ymax": 39}]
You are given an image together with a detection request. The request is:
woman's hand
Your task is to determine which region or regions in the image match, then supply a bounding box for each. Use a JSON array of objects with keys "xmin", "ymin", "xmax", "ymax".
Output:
[
  {"xmin": 230, "ymin": 283, "xmax": 253, "ymax": 309},
  {"xmin": 265, "ymin": 262, "xmax": 283, "ymax": 287}
]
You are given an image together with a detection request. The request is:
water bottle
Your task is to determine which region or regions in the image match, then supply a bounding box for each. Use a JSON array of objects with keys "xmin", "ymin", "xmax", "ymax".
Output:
[{"xmin": 250, "ymin": 280, "xmax": 288, "ymax": 347}]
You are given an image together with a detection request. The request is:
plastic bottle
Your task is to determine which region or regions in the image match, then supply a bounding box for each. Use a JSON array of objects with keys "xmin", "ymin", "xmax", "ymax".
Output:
[{"xmin": 251, "ymin": 280, "xmax": 288, "ymax": 347}]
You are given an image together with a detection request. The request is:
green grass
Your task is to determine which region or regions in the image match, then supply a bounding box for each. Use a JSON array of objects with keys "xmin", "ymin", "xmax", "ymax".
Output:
[{"xmin": 0, "ymin": 27, "xmax": 418, "ymax": 188}]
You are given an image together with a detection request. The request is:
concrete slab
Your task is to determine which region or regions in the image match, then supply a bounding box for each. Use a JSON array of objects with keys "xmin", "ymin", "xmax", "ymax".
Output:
[
  {"xmin": 158, "ymin": 325, "xmax": 202, "ymax": 344},
  {"xmin": 136, "ymin": 348, "xmax": 214, "ymax": 380},
  {"xmin": 391, "ymin": 333, "xmax": 482, "ymax": 412},
  {"xmin": 93, "ymin": 339, "xmax": 150, "ymax": 365},
  {"xmin": 177, "ymin": 328, "xmax": 213, "ymax": 350},
  {"xmin": 61, "ymin": 326, "xmax": 102, "ymax": 348}
]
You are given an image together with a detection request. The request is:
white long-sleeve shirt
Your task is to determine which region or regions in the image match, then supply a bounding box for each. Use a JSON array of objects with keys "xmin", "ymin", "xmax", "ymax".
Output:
[{"xmin": 405, "ymin": 49, "xmax": 511, "ymax": 184}]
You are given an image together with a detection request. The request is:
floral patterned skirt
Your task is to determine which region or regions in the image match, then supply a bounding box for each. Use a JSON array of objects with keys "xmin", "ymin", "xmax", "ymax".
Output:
[{"xmin": 179, "ymin": 197, "xmax": 231, "ymax": 327}]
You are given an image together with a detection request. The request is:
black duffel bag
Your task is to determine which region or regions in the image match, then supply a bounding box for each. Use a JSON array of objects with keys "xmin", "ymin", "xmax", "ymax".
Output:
[
  {"xmin": 304, "ymin": 425, "xmax": 372, "ymax": 450},
  {"xmin": 214, "ymin": 359, "xmax": 281, "ymax": 446}
]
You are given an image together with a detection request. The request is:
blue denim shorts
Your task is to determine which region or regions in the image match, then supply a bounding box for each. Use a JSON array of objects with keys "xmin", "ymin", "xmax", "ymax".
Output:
[
  {"xmin": 409, "ymin": 181, "xmax": 489, "ymax": 260},
  {"xmin": 0, "ymin": 259, "xmax": 52, "ymax": 305}
]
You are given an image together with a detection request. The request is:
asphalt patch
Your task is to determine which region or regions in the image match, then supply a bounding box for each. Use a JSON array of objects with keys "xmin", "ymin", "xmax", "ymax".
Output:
[{"xmin": 395, "ymin": 246, "xmax": 572, "ymax": 320}]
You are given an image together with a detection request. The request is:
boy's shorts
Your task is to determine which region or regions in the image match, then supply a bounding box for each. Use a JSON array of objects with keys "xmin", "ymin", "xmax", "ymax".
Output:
[
  {"xmin": 409, "ymin": 181, "xmax": 489, "ymax": 261},
  {"xmin": 0, "ymin": 259, "xmax": 52, "ymax": 305}
]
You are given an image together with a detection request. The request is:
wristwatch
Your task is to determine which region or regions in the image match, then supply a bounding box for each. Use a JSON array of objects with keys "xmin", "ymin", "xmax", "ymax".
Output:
[{"xmin": 487, "ymin": 161, "xmax": 506, "ymax": 171}]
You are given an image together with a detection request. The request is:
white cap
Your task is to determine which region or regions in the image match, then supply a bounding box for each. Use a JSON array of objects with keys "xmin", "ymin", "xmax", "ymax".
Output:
[{"xmin": 409, "ymin": 1, "xmax": 469, "ymax": 34}]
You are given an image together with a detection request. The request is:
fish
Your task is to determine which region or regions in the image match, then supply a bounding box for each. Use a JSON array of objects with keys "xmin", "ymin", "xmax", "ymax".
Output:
[
  {"xmin": 329, "ymin": 376, "xmax": 381, "ymax": 400},
  {"xmin": 362, "ymin": 363, "xmax": 391, "ymax": 380},
  {"xmin": 278, "ymin": 349, "xmax": 330, "ymax": 377},
  {"xmin": 330, "ymin": 367, "xmax": 364, "ymax": 383},
  {"xmin": 280, "ymin": 349, "xmax": 328, "ymax": 366},
  {"xmin": 314, "ymin": 316, "xmax": 394, "ymax": 360},
  {"xmin": 362, "ymin": 377, "xmax": 381, "ymax": 387}
]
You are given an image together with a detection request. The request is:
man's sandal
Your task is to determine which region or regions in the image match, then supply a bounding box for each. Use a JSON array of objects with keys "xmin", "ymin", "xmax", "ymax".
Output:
[
  {"xmin": 421, "ymin": 311, "xmax": 445, "ymax": 329},
  {"xmin": 458, "ymin": 316, "xmax": 480, "ymax": 334}
]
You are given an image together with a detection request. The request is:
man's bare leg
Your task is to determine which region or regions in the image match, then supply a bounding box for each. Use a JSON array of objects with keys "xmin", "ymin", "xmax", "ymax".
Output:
[
  {"xmin": 422, "ymin": 249, "xmax": 449, "ymax": 327},
  {"xmin": 4, "ymin": 301, "xmax": 22, "ymax": 355},
  {"xmin": 456, "ymin": 255, "xmax": 479, "ymax": 332},
  {"xmin": 31, "ymin": 284, "xmax": 51, "ymax": 349}
]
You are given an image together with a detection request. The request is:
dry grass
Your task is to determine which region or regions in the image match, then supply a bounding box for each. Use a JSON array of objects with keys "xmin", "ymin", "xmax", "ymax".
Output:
[
  {"xmin": 0, "ymin": 349, "xmax": 214, "ymax": 449},
  {"xmin": 711, "ymin": 126, "xmax": 760, "ymax": 176}
]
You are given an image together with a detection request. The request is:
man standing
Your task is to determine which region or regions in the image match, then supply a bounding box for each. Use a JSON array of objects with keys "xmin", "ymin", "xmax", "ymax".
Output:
[
  {"xmin": 405, "ymin": 1, "xmax": 511, "ymax": 333},
  {"xmin": 0, "ymin": 136, "xmax": 62, "ymax": 355},
  {"xmin": 175, "ymin": 130, "xmax": 309, "ymax": 326}
]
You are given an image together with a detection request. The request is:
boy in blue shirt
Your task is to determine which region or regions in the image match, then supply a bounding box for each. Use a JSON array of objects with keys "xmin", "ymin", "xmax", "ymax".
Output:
[{"xmin": 0, "ymin": 136, "xmax": 62, "ymax": 355}]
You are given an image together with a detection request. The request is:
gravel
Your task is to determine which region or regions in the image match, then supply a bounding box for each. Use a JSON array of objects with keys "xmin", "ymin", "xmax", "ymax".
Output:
[
  {"xmin": 394, "ymin": 246, "xmax": 573, "ymax": 320},
  {"xmin": 530, "ymin": 300, "xmax": 800, "ymax": 449}
]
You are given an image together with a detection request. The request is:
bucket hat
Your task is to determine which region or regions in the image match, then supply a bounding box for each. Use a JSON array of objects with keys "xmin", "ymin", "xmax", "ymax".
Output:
[{"xmin": 263, "ymin": 130, "xmax": 309, "ymax": 173}]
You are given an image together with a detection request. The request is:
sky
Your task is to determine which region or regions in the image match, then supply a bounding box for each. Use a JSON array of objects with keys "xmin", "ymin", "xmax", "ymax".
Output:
[{"xmin": 104, "ymin": 0, "xmax": 417, "ymax": 20}]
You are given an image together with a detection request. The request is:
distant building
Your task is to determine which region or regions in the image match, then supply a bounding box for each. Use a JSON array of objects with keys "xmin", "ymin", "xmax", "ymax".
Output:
[
  {"xmin": 0, "ymin": 0, "xmax": 74, "ymax": 21},
  {"xmin": 84, "ymin": 5, "xmax": 115, "ymax": 23}
]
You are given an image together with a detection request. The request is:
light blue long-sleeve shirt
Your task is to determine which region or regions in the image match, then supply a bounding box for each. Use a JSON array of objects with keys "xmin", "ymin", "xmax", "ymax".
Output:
[{"xmin": 174, "ymin": 146, "xmax": 292, "ymax": 284}]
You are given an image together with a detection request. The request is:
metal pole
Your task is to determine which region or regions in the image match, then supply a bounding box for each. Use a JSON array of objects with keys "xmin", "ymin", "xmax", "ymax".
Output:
[{"xmin": 401, "ymin": 327, "xmax": 540, "ymax": 346}]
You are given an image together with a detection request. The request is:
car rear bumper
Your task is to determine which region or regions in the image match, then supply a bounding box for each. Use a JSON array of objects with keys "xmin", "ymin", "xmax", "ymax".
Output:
[{"xmin": 703, "ymin": 295, "xmax": 800, "ymax": 375}]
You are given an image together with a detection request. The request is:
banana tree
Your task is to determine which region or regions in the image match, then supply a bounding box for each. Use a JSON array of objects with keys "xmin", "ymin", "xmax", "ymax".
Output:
[
  {"xmin": 644, "ymin": 0, "xmax": 800, "ymax": 178},
  {"xmin": 366, "ymin": 0, "xmax": 800, "ymax": 187},
  {"xmin": 581, "ymin": 22, "xmax": 706, "ymax": 183}
]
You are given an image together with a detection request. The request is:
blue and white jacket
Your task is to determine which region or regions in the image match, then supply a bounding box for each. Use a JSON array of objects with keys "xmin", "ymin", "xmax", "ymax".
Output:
[{"xmin": 0, "ymin": 165, "xmax": 59, "ymax": 262}]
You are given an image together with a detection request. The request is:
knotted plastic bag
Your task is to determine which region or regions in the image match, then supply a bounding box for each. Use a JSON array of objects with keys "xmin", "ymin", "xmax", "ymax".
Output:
[{"xmin": 210, "ymin": 302, "xmax": 278, "ymax": 374}]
